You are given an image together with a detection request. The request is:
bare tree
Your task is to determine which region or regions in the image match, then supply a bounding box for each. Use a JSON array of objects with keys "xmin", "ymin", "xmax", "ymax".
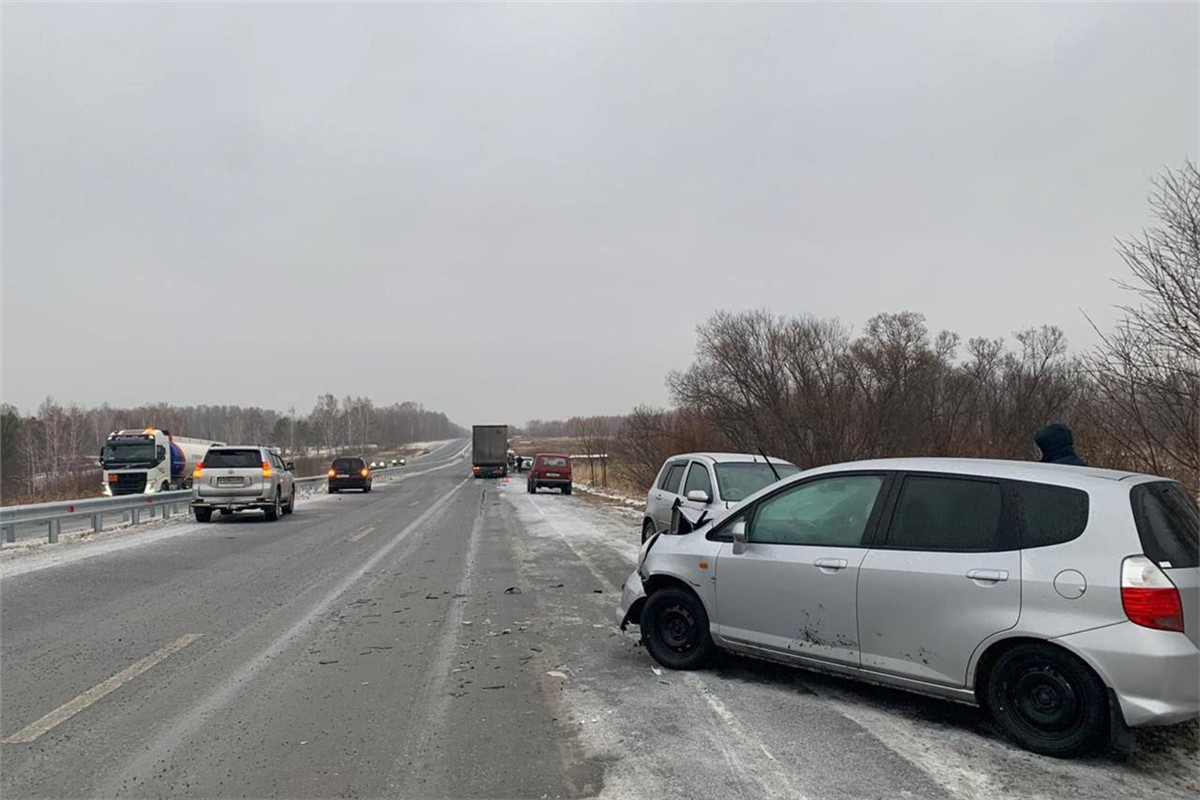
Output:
[{"xmin": 1086, "ymin": 161, "xmax": 1200, "ymax": 493}]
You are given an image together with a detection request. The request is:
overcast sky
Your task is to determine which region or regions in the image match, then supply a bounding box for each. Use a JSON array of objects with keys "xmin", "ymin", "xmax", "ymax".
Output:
[{"xmin": 3, "ymin": 2, "xmax": 1196, "ymax": 427}]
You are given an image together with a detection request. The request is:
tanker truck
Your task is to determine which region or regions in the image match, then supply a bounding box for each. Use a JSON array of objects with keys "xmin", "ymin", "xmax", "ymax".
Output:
[{"xmin": 99, "ymin": 429, "xmax": 225, "ymax": 496}]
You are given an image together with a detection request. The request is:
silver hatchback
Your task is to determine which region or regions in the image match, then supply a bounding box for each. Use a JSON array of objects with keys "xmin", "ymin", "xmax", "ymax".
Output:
[
  {"xmin": 619, "ymin": 457, "xmax": 1199, "ymax": 757},
  {"xmin": 191, "ymin": 446, "xmax": 297, "ymax": 522}
]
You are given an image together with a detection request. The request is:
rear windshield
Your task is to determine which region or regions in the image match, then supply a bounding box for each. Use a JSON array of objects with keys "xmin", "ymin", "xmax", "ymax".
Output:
[
  {"xmin": 204, "ymin": 449, "xmax": 262, "ymax": 468},
  {"xmin": 714, "ymin": 462, "xmax": 800, "ymax": 502},
  {"xmin": 538, "ymin": 456, "xmax": 569, "ymax": 468},
  {"xmin": 1131, "ymin": 482, "xmax": 1199, "ymax": 568},
  {"xmin": 333, "ymin": 458, "xmax": 364, "ymax": 470}
]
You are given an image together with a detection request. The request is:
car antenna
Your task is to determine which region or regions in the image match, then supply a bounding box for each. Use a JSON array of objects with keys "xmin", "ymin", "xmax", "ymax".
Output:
[{"xmin": 758, "ymin": 447, "xmax": 781, "ymax": 481}]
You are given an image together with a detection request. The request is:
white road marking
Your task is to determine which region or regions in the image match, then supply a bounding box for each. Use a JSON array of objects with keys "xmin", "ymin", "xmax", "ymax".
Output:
[
  {"xmin": 347, "ymin": 526, "xmax": 376, "ymax": 543},
  {"xmin": 3, "ymin": 633, "xmax": 203, "ymax": 744}
]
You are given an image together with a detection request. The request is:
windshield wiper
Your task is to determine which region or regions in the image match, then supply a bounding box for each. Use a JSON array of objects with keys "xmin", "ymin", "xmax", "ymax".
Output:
[{"xmin": 758, "ymin": 447, "xmax": 781, "ymax": 481}]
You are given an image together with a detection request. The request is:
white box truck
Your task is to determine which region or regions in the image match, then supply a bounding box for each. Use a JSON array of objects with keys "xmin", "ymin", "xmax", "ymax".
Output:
[{"xmin": 100, "ymin": 429, "xmax": 224, "ymax": 496}]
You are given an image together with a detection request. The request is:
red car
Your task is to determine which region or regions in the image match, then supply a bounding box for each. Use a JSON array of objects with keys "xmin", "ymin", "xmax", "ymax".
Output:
[{"xmin": 527, "ymin": 453, "xmax": 572, "ymax": 495}]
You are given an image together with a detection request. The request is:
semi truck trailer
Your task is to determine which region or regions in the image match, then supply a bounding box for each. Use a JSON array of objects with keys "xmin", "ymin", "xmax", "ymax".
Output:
[{"xmin": 472, "ymin": 425, "xmax": 509, "ymax": 478}]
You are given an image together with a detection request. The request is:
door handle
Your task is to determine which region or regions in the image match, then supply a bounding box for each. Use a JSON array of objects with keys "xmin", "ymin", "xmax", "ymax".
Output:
[
  {"xmin": 966, "ymin": 569, "xmax": 1009, "ymax": 583},
  {"xmin": 815, "ymin": 558, "xmax": 848, "ymax": 572}
]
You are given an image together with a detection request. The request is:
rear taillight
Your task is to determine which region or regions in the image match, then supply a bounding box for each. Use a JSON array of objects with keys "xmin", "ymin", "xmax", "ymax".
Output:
[
  {"xmin": 327, "ymin": 469, "xmax": 336, "ymax": 478},
  {"xmin": 360, "ymin": 468, "xmax": 369, "ymax": 477},
  {"xmin": 193, "ymin": 464, "xmax": 203, "ymax": 478},
  {"xmin": 1121, "ymin": 555, "xmax": 1184, "ymax": 633},
  {"xmin": 262, "ymin": 461, "xmax": 273, "ymax": 478}
]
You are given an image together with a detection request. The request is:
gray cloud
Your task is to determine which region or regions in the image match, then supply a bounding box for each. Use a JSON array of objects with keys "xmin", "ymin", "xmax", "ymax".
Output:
[{"xmin": 3, "ymin": 2, "xmax": 1196, "ymax": 425}]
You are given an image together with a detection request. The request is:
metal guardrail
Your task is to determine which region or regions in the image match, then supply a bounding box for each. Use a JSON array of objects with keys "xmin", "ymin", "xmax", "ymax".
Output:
[{"xmin": 0, "ymin": 466, "xmax": 409, "ymax": 546}]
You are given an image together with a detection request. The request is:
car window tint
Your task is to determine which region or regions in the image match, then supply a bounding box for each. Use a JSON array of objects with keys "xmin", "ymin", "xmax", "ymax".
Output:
[
  {"xmin": 1132, "ymin": 482, "xmax": 1199, "ymax": 568},
  {"xmin": 203, "ymin": 450, "xmax": 262, "ymax": 468},
  {"xmin": 748, "ymin": 475, "xmax": 883, "ymax": 546},
  {"xmin": 539, "ymin": 456, "xmax": 568, "ymax": 468},
  {"xmin": 1015, "ymin": 481, "xmax": 1089, "ymax": 548},
  {"xmin": 683, "ymin": 463, "xmax": 713, "ymax": 498},
  {"xmin": 333, "ymin": 458, "xmax": 361, "ymax": 470},
  {"xmin": 662, "ymin": 462, "xmax": 687, "ymax": 494},
  {"xmin": 887, "ymin": 476, "xmax": 1003, "ymax": 551}
]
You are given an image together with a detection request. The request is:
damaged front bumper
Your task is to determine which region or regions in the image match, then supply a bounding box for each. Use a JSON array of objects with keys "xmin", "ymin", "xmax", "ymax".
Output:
[{"xmin": 617, "ymin": 570, "xmax": 647, "ymax": 631}]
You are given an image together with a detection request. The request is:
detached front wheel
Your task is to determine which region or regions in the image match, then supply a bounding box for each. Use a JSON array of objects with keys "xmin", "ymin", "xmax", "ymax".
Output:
[
  {"xmin": 640, "ymin": 587, "xmax": 714, "ymax": 670},
  {"xmin": 986, "ymin": 643, "xmax": 1108, "ymax": 757}
]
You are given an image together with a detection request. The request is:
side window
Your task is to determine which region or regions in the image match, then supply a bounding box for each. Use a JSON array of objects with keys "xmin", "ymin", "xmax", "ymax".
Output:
[
  {"xmin": 886, "ymin": 476, "xmax": 1003, "ymax": 552},
  {"xmin": 748, "ymin": 475, "xmax": 884, "ymax": 546},
  {"xmin": 1014, "ymin": 481, "xmax": 1089, "ymax": 548},
  {"xmin": 683, "ymin": 463, "xmax": 713, "ymax": 499},
  {"xmin": 660, "ymin": 462, "xmax": 687, "ymax": 494}
]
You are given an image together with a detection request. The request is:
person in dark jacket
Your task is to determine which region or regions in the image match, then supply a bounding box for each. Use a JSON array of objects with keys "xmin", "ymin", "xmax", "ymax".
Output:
[{"xmin": 1035, "ymin": 423, "xmax": 1088, "ymax": 466}]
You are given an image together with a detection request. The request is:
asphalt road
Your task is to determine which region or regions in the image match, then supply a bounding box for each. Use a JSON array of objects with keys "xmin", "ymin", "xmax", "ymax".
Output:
[{"xmin": 2, "ymin": 441, "xmax": 1196, "ymax": 799}]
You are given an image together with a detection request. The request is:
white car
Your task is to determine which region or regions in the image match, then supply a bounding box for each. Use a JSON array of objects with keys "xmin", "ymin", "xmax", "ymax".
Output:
[{"xmin": 642, "ymin": 453, "xmax": 798, "ymax": 542}]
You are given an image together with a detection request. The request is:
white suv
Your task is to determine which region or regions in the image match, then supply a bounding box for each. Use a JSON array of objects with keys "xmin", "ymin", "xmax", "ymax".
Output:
[{"xmin": 191, "ymin": 446, "xmax": 296, "ymax": 522}]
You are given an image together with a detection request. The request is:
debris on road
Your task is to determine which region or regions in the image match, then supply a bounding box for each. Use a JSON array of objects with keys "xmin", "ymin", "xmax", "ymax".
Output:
[
  {"xmin": 546, "ymin": 670, "xmax": 568, "ymax": 679},
  {"xmin": 318, "ymin": 660, "xmax": 339, "ymax": 665},
  {"xmin": 504, "ymin": 586, "xmax": 522, "ymax": 594}
]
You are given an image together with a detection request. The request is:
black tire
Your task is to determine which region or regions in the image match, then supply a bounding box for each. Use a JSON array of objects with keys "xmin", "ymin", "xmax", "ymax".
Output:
[
  {"xmin": 364, "ymin": 484, "xmax": 372, "ymax": 493},
  {"xmin": 640, "ymin": 587, "xmax": 715, "ymax": 670},
  {"xmin": 329, "ymin": 486, "xmax": 339, "ymax": 494},
  {"xmin": 986, "ymin": 643, "xmax": 1109, "ymax": 757},
  {"xmin": 642, "ymin": 519, "xmax": 656, "ymax": 544},
  {"xmin": 283, "ymin": 487, "xmax": 295, "ymax": 515},
  {"xmin": 194, "ymin": 507, "xmax": 213, "ymax": 523},
  {"xmin": 527, "ymin": 482, "xmax": 534, "ymax": 494},
  {"xmin": 264, "ymin": 491, "xmax": 281, "ymax": 521},
  {"xmin": 563, "ymin": 485, "xmax": 572, "ymax": 495},
  {"xmin": 219, "ymin": 509, "xmax": 232, "ymax": 516}
]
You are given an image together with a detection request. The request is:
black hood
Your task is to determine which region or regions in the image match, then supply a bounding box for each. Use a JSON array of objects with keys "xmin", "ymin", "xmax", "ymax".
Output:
[{"xmin": 1035, "ymin": 423, "xmax": 1086, "ymax": 466}]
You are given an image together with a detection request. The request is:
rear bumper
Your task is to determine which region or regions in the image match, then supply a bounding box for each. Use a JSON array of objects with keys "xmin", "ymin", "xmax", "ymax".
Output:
[
  {"xmin": 329, "ymin": 478, "xmax": 370, "ymax": 490},
  {"xmin": 473, "ymin": 465, "xmax": 506, "ymax": 478},
  {"xmin": 191, "ymin": 496, "xmax": 273, "ymax": 512},
  {"xmin": 531, "ymin": 478, "xmax": 571, "ymax": 488},
  {"xmin": 1054, "ymin": 622, "xmax": 1200, "ymax": 728}
]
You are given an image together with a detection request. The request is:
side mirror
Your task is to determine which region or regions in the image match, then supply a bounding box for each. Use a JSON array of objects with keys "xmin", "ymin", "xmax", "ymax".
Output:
[
  {"xmin": 731, "ymin": 520, "xmax": 748, "ymax": 555},
  {"xmin": 285, "ymin": 462, "xmax": 295, "ymax": 472},
  {"xmin": 686, "ymin": 489, "xmax": 711, "ymax": 504}
]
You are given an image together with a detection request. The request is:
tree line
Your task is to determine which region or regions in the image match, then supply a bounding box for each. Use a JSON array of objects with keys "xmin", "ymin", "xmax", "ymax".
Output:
[
  {"xmin": 542, "ymin": 162, "xmax": 1199, "ymax": 497},
  {"xmin": 0, "ymin": 395, "xmax": 465, "ymax": 503}
]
